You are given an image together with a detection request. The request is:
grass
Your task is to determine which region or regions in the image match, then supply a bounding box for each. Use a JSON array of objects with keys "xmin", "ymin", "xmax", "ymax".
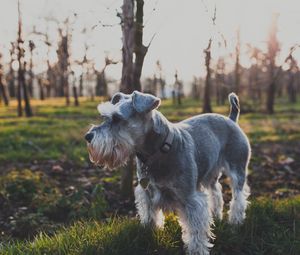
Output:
[
  {"xmin": 0, "ymin": 96, "xmax": 300, "ymax": 254},
  {"xmin": 1, "ymin": 196, "xmax": 299, "ymax": 255},
  {"xmin": 0, "ymin": 97, "xmax": 299, "ymax": 165}
]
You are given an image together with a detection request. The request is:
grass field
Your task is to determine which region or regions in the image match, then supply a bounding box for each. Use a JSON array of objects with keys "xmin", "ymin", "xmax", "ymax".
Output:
[{"xmin": 0, "ymin": 97, "xmax": 299, "ymax": 254}]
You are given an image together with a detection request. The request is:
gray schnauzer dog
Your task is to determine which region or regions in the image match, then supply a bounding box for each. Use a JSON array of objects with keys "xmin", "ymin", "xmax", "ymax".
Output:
[{"xmin": 85, "ymin": 91, "xmax": 250, "ymax": 255}]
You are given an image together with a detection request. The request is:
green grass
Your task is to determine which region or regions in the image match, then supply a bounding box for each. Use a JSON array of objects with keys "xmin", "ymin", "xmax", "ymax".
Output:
[
  {"xmin": 0, "ymin": 97, "xmax": 299, "ymax": 165},
  {"xmin": 2, "ymin": 197, "xmax": 299, "ymax": 255},
  {"xmin": 1, "ymin": 97, "xmax": 300, "ymax": 254}
]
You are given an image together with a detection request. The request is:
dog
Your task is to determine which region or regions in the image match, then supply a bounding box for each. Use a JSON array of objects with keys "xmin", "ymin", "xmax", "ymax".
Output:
[{"xmin": 85, "ymin": 91, "xmax": 250, "ymax": 255}]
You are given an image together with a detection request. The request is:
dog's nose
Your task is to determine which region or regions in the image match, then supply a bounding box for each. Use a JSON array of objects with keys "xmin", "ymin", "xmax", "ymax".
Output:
[{"xmin": 85, "ymin": 132, "xmax": 94, "ymax": 143}]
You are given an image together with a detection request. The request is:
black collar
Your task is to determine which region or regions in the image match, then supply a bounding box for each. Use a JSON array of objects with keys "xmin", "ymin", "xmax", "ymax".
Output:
[{"xmin": 136, "ymin": 128, "xmax": 174, "ymax": 168}]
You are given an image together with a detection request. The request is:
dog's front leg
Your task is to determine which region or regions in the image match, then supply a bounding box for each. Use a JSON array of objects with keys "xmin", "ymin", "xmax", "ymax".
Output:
[
  {"xmin": 177, "ymin": 192, "xmax": 213, "ymax": 255},
  {"xmin": 134, "ymin": 184, "xmax": 164, "ymax": 228}
]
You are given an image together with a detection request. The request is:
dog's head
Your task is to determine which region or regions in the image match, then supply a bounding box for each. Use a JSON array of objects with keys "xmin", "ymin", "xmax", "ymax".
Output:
[{"xmin": 85, "ymin": 91, "xmax": 161, "ymax": 169}]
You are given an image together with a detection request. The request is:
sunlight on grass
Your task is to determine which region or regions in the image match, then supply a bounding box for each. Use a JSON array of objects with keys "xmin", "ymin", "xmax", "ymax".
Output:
[
  {"xmin": 2, "ymin": 197, "xmax": 299, "ymax": 255},
  {"xmin": 0, "ymin": 97, "xmax": 299, "ymax": 164}
]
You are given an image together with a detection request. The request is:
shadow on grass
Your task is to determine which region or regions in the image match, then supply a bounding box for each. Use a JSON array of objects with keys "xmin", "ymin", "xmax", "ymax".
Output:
[{"xmin": 2, "ymin": 197, "xmax": 299, "ymax": 255}]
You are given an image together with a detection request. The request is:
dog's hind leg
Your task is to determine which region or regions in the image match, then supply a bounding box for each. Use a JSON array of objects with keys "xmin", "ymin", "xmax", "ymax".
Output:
[
  {"xmin": 226, "ymin": 165, "xmax": 250, "ymax": 225},
  {"xmin": 177, "ymin": 192, "xmax": 213, "ymax": 255},
  {"xmin": 208, "ymin": 175, "xmax": 224, "ymax": 220}
]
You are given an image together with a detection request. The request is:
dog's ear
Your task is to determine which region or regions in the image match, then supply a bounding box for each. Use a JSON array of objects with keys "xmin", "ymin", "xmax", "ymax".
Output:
[
  {"xmin": 132, "ymin": 91, "xmax": 161, "ymax": 113},
  {"xmin": 111, "ymin": 92, "xmax": 130, "ymax": 105}
]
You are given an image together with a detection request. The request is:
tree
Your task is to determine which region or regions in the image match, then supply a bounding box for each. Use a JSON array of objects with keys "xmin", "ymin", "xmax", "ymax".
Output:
[
  {"xmin": 247, "ymin": 45, "xmax": 266, "ymax": 103},
  {"xmin": 119, "ymin": 0, "xmax": 150, "ymax": 198},
  {"xmin": 57, "ymin": 20, "xmax": 70, "ymax": 105},
  {"xmin": 7, "ymin": 42, "xmax": 16, "ymax": 98},
  {"xmin": 119, "ymin": 0, "xmax": 135, "ymax": 94},
  {"xmin": 96, "ymin": 57, "xmax": 118, "ymax": 97},
  {"xmin": 28, "ymin": 40, "xmax": 35, "ymax": 97},
  {"xmin": 173, "ymin": 71, "xmax": 183, "ymax": 105},
  {"xmin": 202, "ymin": 38, "xmax": 213, "ymax": 113},
  {"xmin": 70, "ymin": 71, "xmax": 79, "ymax": 106},
  {"xmin": 0, "ymin": 53, "xmax": 9, "ymax": 106},
  {"xmin": 132, "ymin": 0, "xmax": 148, "ymax": 91},
  {"xmin": 202, "ymin": 6, "xmax": 217, "ymax": 113},
  {"xmin": 156, "ymin": 60, "xmax": 166, "ymax": 99},
  {"xmin": 286, "ymin": 49, "xmax": 298, "ymax": 103},
  {"xmin": 234, "ymin": 27, "xmax": 241, "ymax": 94},
  {"xmin": 17, "ymin": 0, "xmax": 32, "ymax": 117},
  {"xmin": 215, "ymin": 57, "xmax": 226, "ymax": 105},
  {"xmin": 266, "ymin": 13, "xmax": 280, "ymax": 114},
  {"xmin": 191, "ymin": 76, "xmax": 200, "ymax": 100}
]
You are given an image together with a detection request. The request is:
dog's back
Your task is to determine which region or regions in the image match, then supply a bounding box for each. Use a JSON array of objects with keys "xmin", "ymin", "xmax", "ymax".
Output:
[{"xmin": 177, "ymin": 95, "xmax": 250, "ymax": 186}]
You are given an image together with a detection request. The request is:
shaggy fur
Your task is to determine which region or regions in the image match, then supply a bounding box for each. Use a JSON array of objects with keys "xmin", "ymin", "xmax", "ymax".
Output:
[{"xmin": 86, "ymin": 91, "xmax": 251, "ymax": 255}]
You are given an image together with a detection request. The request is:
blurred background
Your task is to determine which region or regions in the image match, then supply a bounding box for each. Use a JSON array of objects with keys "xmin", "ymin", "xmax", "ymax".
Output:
[{"xmin": 0, "ymin": 0, "xmax": 299, "ymax": 249}]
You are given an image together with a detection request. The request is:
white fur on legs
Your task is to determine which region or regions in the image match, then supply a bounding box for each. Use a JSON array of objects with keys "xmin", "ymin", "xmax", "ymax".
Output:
[
  {"xmin": 228, "ymin": 183, "xmax": 250, "ymax": 225},
  {"xmin": 134, "ymin": 185, "xmax": 164, "ymax": 227},
  {"xmin": 208, "ymin": 181, "xmax": 224, "ymax": 220},
  {"xmin": 177, "ymin": 192, "xmax": 213, "ymax": 255}
]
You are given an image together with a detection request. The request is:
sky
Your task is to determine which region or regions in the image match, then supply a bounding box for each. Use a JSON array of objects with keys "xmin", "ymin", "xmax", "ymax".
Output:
[{"xmin": 1, "ymin": 0, "xmax": 300, "ymax": 85}]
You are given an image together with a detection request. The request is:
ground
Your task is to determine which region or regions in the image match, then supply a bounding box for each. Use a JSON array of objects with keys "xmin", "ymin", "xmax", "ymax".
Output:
[{"xmin": 0, "ymin": 97, "xmax": 299, "ymax": 254}]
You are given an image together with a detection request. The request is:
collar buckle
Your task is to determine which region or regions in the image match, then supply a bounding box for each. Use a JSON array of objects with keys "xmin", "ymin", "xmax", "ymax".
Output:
[{"xmin": 160, "ymin": 142, "xmax": 171, "ymax": 153}]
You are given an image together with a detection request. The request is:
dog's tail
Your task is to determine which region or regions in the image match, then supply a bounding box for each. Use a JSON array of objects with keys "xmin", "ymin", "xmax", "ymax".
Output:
[{"xmin": 228, "ymin": 92, "xmax": 240, "ymax": 122}]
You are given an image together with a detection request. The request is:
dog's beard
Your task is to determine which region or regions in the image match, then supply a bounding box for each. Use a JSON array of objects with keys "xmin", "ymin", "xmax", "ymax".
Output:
[{"xmin": 87, "ymin": 129, "xmax": 134, "ymax": 169}]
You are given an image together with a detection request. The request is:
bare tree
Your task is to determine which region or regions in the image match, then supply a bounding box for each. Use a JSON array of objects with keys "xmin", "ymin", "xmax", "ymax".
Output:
[
  {"xmin": 37, "ymin": 76, "xmax": 45, "ymax": 100},
  {"xmin": 203, "ymin": 38, "xmax": 213, "ymax": 113},
  {"xmin": 234, "ymin": 27, "xmax": 241, "ymax": 94},
  {"xmin": 191, "ymin": 76, "xmax": 200, "ymax": 100},
  {"xmin": 266, "ymin": 13, "xmax": 280, "ymax": 114},
  {"xmin": 173, "ymin": 71, "xmax": 183, "ymax": 105},
  {"xmin": 286, "ymin": 49, "xmax": 298, "ymax": 103},
  {"xmin": 120, "ymin": 0, "xmax": 135, "ymax": 94},
  {"xmin": 96, "ymin": 57, "xmax": 118, "ymax": 97},
  {"xmin": 119, "ymin": 0, "xmax": 135, "ymax": 199},
  {"xmin": 156, "ymin": 60, "xmax": 166, "ymax": 99},
  {"xmin": 28, "ymin": 40, "xmax": 35, "ymax": 97},
  {"xmin": 7, "ymin": 42, "xmax": 16, "ymax": 98},
  {"xmin": 215, "ymin": 57, "xmax": 226, "ymax": 105},
  {"xmin": 132, "ymin": 0, "xmax": 147, "ymax": 91},
  {"xmin": 70, "ymin": 71, "xmax": 79, "ymax": 106},
  {"xmin": 32, "ymin": 26, "xmax": 55, "ymax": 98},
  {"xmin": 57, "ymin": 21, "xmax": 70, "ymax": 105},
  {"xmin": 0, "ymin": 53, "xmax": 9, "ymax": 106},
  {"xmin": 119, "ymin": 0, "xmax": 151, "ymax": 198},
  {"xmin": 17, "ymin": 0, "xmax": 32, "ymax": 117},
  {"xmin": 202, "ymin": 5, "xmax": 218, "ymax": 113}
]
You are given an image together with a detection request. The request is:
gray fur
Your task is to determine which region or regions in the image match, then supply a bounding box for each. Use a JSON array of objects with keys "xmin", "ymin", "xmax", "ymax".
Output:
[{"xmin": 86, "ymin": 91, "xmax": 251, "ymax": 255}]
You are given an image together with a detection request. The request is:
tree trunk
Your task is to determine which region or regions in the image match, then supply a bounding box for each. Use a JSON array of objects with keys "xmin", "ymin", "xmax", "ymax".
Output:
[
  {"xmin": 288, "ymin": 73, "xmax": 297, "ymax": 103},
  {"xmin": 22, "ymin": 75, "xmax": 33, "ymax": 117},
  {"xmin": 65, "ymin": 75, "xmax": 70, "ymax": 105},
  {"xmin": 79, "ymin": 74, "xmax": 83, "ymax": 97},
  {"xmin": 38, "ymin": 78, "xmax": 45, "ymax": 100},
  {"xmin": 266, "ymin": 80, "xmax": 276, "ymax": 114},
  {"xmin": 73, "ymin": 85, "xmax": 79, "ymax": 106},
  {"xmin": 203, "ymin": 39, "xmax": 213, "ymax": 113},
  {"xmin": 8, "ymin": 43, "xmax": 16, "ymax": 98},
  {"xmin": 0, "ymin": 58, "xmax": 9, "ymax": 106},
  {"xmin": 0, "ymin": 81, "xmax": 9, "ymax": 106},
  {"xmin": 266, "ymin": 13, "xmax": 280, "ymax": 114},
  {"xmin": 234, "ymin": 28, "xmax": 241, "ymax": 94},
  {"xmin": 120, "ymin": 0, "xmax": 135, "ymax": 94},
  {"xmin": 17, "ymin": 73, "xmax": 22, "ymax": 116},
  {"xmin": 17, "ymin": 0, "xmax": 32, "ymax": 117},
  {"xmin": 119, "ymin": 0, "xmax": 135, "ymax": 199},
  {"xmin": 120, "ymin": 156, "xmax": 134, "ymax": 198},
  {"xmin": 132, "ymin": 0, "xmax": 147, "ymax": 91}
]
